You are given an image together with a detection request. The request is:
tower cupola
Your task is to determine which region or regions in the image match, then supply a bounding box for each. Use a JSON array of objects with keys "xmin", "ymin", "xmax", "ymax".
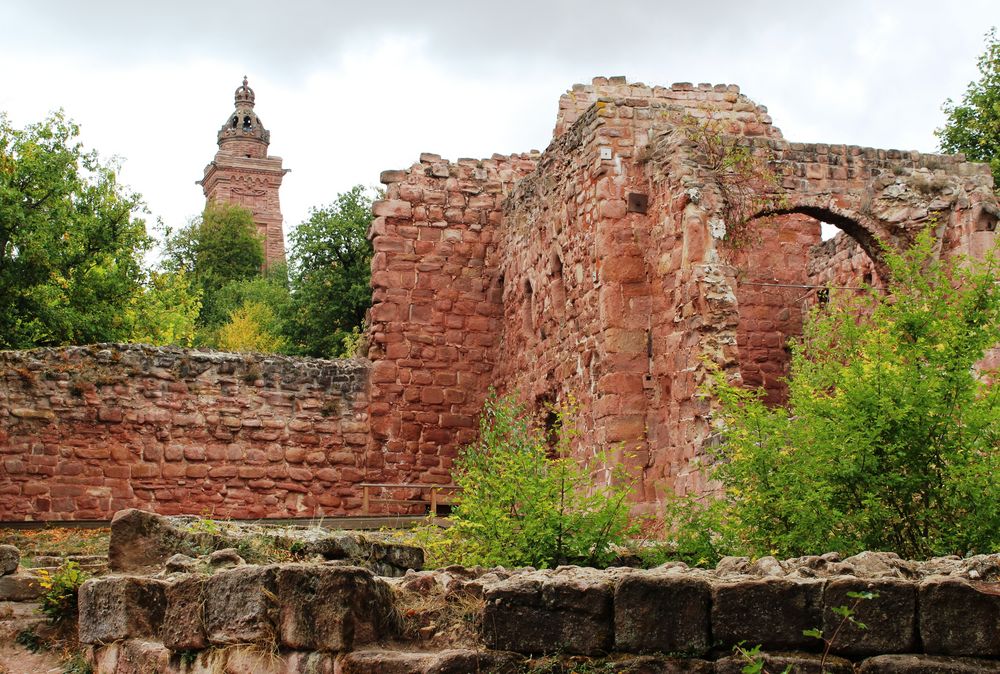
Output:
[{"xmin": 217, "ymin": 76, "xmax": 270, "ymax": 153}]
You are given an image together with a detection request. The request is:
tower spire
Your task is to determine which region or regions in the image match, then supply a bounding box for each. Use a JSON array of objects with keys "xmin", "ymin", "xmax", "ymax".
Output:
[{"xmin": 199, "ymin": 77, "xmax": 289, "ymax": 267}]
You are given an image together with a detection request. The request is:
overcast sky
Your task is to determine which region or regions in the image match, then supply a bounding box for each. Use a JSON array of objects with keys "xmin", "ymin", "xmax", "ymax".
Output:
[{"xmin": 2, "ymin": 1, "xmax": 997, "ymax": 259}]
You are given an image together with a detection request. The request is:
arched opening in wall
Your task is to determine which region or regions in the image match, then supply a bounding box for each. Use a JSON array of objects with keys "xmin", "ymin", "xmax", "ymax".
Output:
[{"xmin": 732, "ymin": 208, "xmax": 881, "ymax": 404}]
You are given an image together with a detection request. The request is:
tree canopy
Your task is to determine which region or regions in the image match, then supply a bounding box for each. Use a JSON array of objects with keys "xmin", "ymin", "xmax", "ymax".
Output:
[
  {"xmin": 0, "ymin": 111, "xmax": 151, "ymax": 349},
  {"xmin": 284, "ymin": 185, "xmax": 373, "ymax": 358},
  {"xmin": 937, "ymin": 28, "xmax": 1000, "ymax": 187}
]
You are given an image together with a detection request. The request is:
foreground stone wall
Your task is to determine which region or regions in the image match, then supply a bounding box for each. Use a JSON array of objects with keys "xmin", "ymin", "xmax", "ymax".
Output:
[
  {"xmin": 0, "ymin": 344, "xmax": 370, "ymax": 520},
  {"xmin": 78, "ymin": 552, "xmax": 1000, "ymax": 673}
]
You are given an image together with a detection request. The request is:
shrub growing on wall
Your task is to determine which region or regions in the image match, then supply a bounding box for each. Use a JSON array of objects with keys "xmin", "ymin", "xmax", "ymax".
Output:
[
  {"xmin": 672, "ymin": 230, "xmax": 1000, "ymax": 561},
  {"xmin": 446, "ymin": 393, "xmax": 637, "ymax": 569}
]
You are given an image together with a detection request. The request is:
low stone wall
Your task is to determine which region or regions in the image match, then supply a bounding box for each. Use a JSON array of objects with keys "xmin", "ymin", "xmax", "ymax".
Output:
[
  {"xmin": 78, "ymin": 552, "xmax": 1000, "ymax": 673},
  {"xmin": 0, "ymin": 344, "xmax": 371, "ymax": 520}
]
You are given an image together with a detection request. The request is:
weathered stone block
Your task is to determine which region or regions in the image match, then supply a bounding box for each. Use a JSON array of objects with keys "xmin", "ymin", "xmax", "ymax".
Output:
[
  {"xmin": 161, "ymin": 574, "xmax": 208, "ymax": 650},
  {"xmin": 339, "ymin": 650, "xmax": 430, "ymax": 674},
  {"xmin": 203, "ymin": 565, "xmax": 278, "ymax": 646},
  {"xmin": 920, "ymin": 577, "xmax": 1000, "ymax": 657},
  {"xmin": 716, "ymin": 652, "xmax": 853, "ymax": 674},
  {"xmin": 613, "ymin": 572, "xmax": 710, "ymax": 655},
  {"xmin": 823, "ymin": 577, "xmax": 916, "ymax": 655},
  {"xmin": 0, "ymin": 545, "xmax": 19, "ymax": 575},
  {"xmin": 424, "ymin": 649, "xmax": 525, "ymax": 674},
  {"xmin": 858, "ymin": 655, "xmax": 1000, "ymax": 673},
  {"xmin": 483, "ymin": 570, "xmax": 613, "ymax": 655},
  {"xmin": 91, "ymin": 640, "xmax": 171, "ymax": 674},
  {"xmin": 109, "ymin": 508, "xmax": 204, "ymax": 572},
  {"xmin": 78, "ymin": 576, "xmax": 167, "ymax": 644},
  {"xmin": 712, "ymin": 578, "xmax": 823, "ymax": 650},
  {"xmin": 0, "ymin": 572, "xmax": 41, "ymax": 601},
  {"xmin": 276, "ymin": 564, "xmax": 397, "ymax": 651}
]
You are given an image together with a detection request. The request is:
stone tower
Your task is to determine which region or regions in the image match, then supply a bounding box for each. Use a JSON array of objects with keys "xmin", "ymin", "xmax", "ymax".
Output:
[{"xmin": 199, "ymin": 77, "xmax": 289, "ymax": 267}]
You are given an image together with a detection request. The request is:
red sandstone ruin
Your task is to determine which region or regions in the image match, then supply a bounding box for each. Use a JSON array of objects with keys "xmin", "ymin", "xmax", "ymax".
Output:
[{"xmin": 1, "ymin": 77, "xmax": 997, "ymax": 520}]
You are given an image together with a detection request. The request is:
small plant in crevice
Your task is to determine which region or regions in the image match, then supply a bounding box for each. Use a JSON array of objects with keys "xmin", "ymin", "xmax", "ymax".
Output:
[
  {"xmin": 37, "ymin": 561, "xmax": 89, "ymax": 626},
  {"xmin": 15, "ymin": 628, "xmax": 45, "ymax": 653},
  {"xmin": 61, "ymin": 653, "xmax": 93, "ymax": 674},
  {"xmin": 732, "ymin": 642, "xmax": 791, "ymax": 674},
  {"xmin": 676, "ymin": 108, "xmax": 788, "ymax": 252},
  {"xmin": 804, "ymin": 590, "xmax": 879, "ymax": 671}
]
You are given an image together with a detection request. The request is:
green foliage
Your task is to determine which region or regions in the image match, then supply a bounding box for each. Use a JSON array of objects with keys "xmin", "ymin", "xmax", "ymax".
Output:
[
  {"xmin": 128, "ymin": 270, "xmax": 202, "ymax": 346},
  {"xmin": 0, "ymin": 111, "xmax": 150, "ymax": 348},
  {"xmin": 669, "ymin": 230, "xmax": 1000, "ymax": 561},
  {"xmin": 285, "ymin": 186, "xmax": 373, "ymax": 358},
  {"xmin": 37, "ymin": 561, "xmax": 89, "ymax": 625},
  {"xmin": 162, "ymin": 201, "xmax": 264, "ymax": 328},
  {"xmin": 805, "ymin": 591, "xmax": 878, "ymax": 671},
  {"xmin": 937, "ymin": 28, "xmax": 1000, "ymax": 187},
  {"xmin": 732, "ymin": 643, "xmax": 791, "ymax": 674},
  {"xmin": 15, "ymin": 628, "xmax": 44, "ymax": 652},
  {"xmin": 217, "ymin": 300, "xmax": 287, "ymax": 353},
  {"xmin": 445, "ymin": 393, "xmax": 638, "ymax": 568},
  {"xmin": 61, "ymin": 653, "xmax": 93, "ymax": 674}
]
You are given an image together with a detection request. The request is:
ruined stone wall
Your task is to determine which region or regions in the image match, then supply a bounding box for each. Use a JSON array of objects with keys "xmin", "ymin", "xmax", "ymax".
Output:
[
  {"xmin": 732, "ymin": 215, "xmax": 821, "ymax": 404},
  {"xmin": 77, "ymin": 553, "xmax": 1000, "ymax": 674},
  {"xmin": 0, "ymin": 344, "xmax": 370, "ymax": 521},
  {"xmin": 367, "ymin": 153, "xmax": 538, "ymax": 488}
]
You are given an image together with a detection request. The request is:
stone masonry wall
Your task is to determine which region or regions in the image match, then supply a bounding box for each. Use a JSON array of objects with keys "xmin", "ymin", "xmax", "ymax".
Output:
[
  {"xmin": 367, "ymin": 152, "xmax": 538, "ymax": 488},
  {"xmin": 0, "ymin": 344, "xmax": 370, "ymax": 520},
  {"xmin": 77, "ymin": 553, "xmax": 1000, "ymax": 674}
]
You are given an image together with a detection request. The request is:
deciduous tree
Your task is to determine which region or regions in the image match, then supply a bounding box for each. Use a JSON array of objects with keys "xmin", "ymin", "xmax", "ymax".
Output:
[{"xmin": 0, "ymin": 111, "xmax": 149, "ymax": 348}]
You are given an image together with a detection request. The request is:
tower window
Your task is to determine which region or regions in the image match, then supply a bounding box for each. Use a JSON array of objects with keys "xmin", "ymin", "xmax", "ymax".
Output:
[
  {"xmin": 242, "ymin": 115, "xmax": 252, "ymax": 131},
  {"xmin": 231, "ymin": 116, "xmax": 238, "ymax": 129}
]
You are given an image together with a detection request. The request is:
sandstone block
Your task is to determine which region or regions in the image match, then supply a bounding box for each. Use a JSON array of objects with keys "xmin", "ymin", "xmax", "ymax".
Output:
[
  {"xmin": 614, "ymin": 572, "xmax": 711, "ymax": 655},
  {"xmin": 109, "ymin": 508, "xmax": 204, "ymax": 572},
  {"xmin": 920, "ymin": 577, "xmax": 1000, "ymax": 657},
  {"xmin": 716, "ymin": 652, "xmax": 853, "ymax": 674},
  {"xmin": 483, "ymin": 570, "xmax": 613, "ymax": 655},
  {"xmin": 859, "ymin": 655, "xmax": 1000, "ymax": 673},
  {"xmin": 276, "ymin": 564, "xmax": 397, "ymax": 651},
  {"xmin": 0, "ymin": 572, "xmax": 41, "ymax": 601},
  {"xmin": 204, "ymin": 565, "xmax": 278, "ymax": 646},
  {"xmin": 712, "ymin": 577, "xmax": 823, "ymax": 650},
  {"xmin": 0, "ymin": 544, "xmax": 19, "ymax": 575},
  {"xmin": 339, "ymin": 650, "xmax": 431, "ymax": 674},
  {"xmin": 91, "ymin": 640, "xmax": 171, "ymax": 674},
  {"xmin": 373, "ymin": 199, "xmax": 413, "ymax": 219},
  {"xmin": 823, "ymin": 577, "xmax": 916, "ymax": 655},
  {"xmin": 78, "ymin": 576, "xmax": 167, "ymax": 644},
  {"xmin": 161, "ymin": 574, "xmax": 208, "ymax": 650}
]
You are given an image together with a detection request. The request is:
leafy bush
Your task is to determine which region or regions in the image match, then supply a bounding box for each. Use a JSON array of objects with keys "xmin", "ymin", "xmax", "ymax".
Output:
[
  {"xmin": 443, "ymin": 393, "xmax": 637, "ymax": 568},
  {"xmin": 37, "ymin": 561, "xmax": 89, "ymax": 625},
  {"xmin": 668, "ymin": 231, "xmax": 1000, "ymax": 561}
]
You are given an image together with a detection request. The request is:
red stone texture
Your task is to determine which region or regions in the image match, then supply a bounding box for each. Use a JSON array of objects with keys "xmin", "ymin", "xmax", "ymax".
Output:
[{"xmin": 0, "ymin": 345, "xmax": 370, "ymax": 520}]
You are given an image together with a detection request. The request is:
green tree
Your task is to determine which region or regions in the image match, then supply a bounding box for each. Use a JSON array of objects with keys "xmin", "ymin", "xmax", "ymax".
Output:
[
  {"xmin": 937, "ymin": 28, "xmax": 1000, "ymax": 187},
  {"xmin": 0, "ymin": 111, "xmax": 150, "ymax": 348},
  {"xmin": 674, "ymin": 231, "xmax": 1000, "ymax": 561},
  {"xmin": 445, "ymin": 393, "xmax": 638, "ymax": 568},
  {"xmin": 217, "ymin": 299, "xmax": 287, "ymax": 353},
  {"xmin": 162, "ymin": 201, "xmax": 264, "ymax": 330},
  {"xmin": 286, "ymin": 186, "xmax": 373, "ymax": 358},
  {"xmin": 128, "ymin": 270, "xmax": 202, "ymax": 347},
  {"xmin": 196, "ymin": 267, "xmax": 291, "ymax": 346}
]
